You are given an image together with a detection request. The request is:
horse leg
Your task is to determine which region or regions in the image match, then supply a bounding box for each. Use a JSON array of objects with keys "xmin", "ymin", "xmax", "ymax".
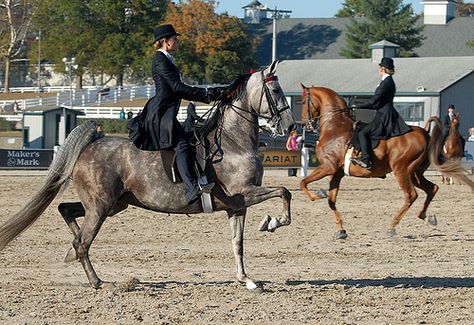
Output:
[
  {"xmin": 58, "ymin": 202, "xmax": 85, "ymax": 262},
  {"xmin": 237, "ymin": 186, "xmax": 291, "ymax": 232},
  {"xmin": 300, "ymin": 165, "xmax": 334, "ymax": 201},
  {"xmin": 327, "ymin": 169, "xmax": 347, "ymax": 239},
  {"xmin": 59, "ymin": 201, "xmax": 128, "ymax": 263},
  {"xmin": 227, "ymin": 210, "xmax": 258, "ymax": 290},
  {"xmin": 73, "ymin": 208, "xmax": 113, "ymax": 289},
  {"xmin": 412, "ymin": 172, "xmax": 439, "ymax": 226},
  {"xmin": 388, "ymin": 172, "xmax": 418, "ymax": 236}
]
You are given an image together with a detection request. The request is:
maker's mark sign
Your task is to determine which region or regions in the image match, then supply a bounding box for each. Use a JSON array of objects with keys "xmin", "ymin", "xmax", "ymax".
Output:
[{"xmin": 0, "ymin": 149, "xmax": 54, "ymax": 169}]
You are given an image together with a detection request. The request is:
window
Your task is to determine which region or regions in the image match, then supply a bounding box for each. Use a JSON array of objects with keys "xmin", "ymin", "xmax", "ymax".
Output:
[{"xmin": 394, "ymin": 102, "xmax": 424, "ymax": 122}]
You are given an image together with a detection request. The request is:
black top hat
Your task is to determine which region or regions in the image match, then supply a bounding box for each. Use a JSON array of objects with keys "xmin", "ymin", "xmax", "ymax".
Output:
[
  {"xmin": 379, "ymin": 57, "xmax": 394, "ymax": 70},
  {"xmin": 153, "ymin": 24, "xmax": 181, "ymax": 43}
]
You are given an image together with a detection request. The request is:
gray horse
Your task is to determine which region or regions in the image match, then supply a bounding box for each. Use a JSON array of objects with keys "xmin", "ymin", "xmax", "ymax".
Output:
[{"xmin": 0, "ymin": 61, "xmax": 295, "ymax": 290}]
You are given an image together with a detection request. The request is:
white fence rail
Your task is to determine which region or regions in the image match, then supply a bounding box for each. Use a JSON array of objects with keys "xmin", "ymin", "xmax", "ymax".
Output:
[
  {"xmin": 0, "ymin": 85, "xmax": 155, "ymax": 111},
  {"xmin": 76, "ymin": 105, "xmax": 213, "ymax": 122}
]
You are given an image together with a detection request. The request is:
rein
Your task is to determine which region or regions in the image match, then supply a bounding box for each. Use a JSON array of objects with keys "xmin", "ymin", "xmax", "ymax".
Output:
[
  {"xmin": 193, "ymin": 71, "xmax": 290, "ymax": 161},
  {"xmin": 303, "ymin": 86, "xmax": 352, "ymax": 133}
]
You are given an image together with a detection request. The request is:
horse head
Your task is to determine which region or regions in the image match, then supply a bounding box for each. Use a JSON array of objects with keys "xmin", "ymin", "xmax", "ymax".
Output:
[
  {"xmin": 451, "ymin": 114, "xmax": 460, "ymax": 131},
  {"xmin": 300, "ymin": 83, "xmax": 320, "ymax": 132},
  {"xmin": 247, "ymin": 60, "xmax": 295, "ymax": 136}
]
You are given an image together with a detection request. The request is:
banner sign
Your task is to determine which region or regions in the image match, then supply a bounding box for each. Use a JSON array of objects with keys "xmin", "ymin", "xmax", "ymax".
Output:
[
  {"xmin": 259, "ymin": 149, "xmax": 301, "ymax": 167},
  {"xmin": 0, "ymin": 149, "xmax": 54, "ymax": 169}
]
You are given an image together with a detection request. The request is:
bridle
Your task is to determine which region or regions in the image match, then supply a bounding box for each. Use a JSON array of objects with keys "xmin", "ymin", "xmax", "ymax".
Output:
[
  {"xmin": 193, "ymin": 71, "xmax": 291, "ymax": 161},
  {"xmin": 224, "ymin": 71, "xmax": 291, "ymax": 135},
  {"xmin": 302, "ymin": 86, "xmax": 351, "ymax": 133}
]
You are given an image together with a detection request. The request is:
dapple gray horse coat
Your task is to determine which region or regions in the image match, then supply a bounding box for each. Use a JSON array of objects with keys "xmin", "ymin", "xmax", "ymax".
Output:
[{"xmin": 0, "ymin": 61, "xmax": 295, "ymax": 290}]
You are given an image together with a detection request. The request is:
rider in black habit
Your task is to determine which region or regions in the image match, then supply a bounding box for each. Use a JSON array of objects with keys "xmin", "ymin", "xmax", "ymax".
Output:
[
  {"xmin": 128, "ymin": 24, "xmax": 225, "ymax": 204},
  {"xmin": 351, "ymin": 57, "xmax": 411, "ymax": 169}
]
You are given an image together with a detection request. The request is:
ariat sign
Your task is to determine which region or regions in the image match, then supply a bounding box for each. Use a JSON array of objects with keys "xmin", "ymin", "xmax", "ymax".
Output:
[
  {"xmin": 0, "ymin": 149, "xmax": 54, "ymax": 169},
  {"xmin": 259, "ymin": 149, "xmax": 301, "ymax": 167}
]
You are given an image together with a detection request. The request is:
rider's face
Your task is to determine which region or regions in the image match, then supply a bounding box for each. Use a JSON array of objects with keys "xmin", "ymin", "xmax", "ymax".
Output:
[{"xmin": 165, "ymin": 36, "xmax": 179, "ymax": 52}]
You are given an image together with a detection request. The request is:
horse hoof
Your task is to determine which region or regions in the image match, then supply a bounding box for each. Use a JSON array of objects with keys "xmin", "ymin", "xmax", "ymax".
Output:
[
  {"xmin": 99, "ymin": 281, "xmax": 116, "ymax": 290},
  {"xmin": 335, "ymin": 230, "xmax": 347, "ymax": 239},
  {"xmin": 258, "ymin": 215, "xmax": 271, "ymax": 231},
  {"xmin": 63, "ymin": 247, "xmax": 77, "ymax": 263},
  {"xmin": 427, "ymin": 215, "xmax": 437, "ymax": 226},
  {"xmin": 387, "ymin": 229, "xmax": 396, "ymax": 237},
  {"xmin": 246, "ymin": 281, "xmax": 258, "ymax": 290},
  {"xmin": 317, "ymin": 189, "xmax": 328, "ymax": 198}
]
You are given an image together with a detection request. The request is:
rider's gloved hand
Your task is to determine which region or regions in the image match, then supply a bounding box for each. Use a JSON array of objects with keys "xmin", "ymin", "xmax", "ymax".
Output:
[{"xmin": 206, "ymin": 86, "xmax": 227, "ymax": 102}]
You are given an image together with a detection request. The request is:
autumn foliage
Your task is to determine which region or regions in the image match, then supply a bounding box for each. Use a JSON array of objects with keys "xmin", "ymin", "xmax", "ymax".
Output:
[{"xmin": 165, "ymin": 0, "xmax": 257, "ymax": 84}]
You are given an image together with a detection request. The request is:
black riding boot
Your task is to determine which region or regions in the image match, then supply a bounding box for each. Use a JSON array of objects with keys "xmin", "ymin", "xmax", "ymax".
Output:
[
  {"xmin": 351, "ymin": 128, "xmax": 372, "ymax": 169},
  {"xmin": 175, "ymin": 139, "xmax": 214, "ymax": 204}
]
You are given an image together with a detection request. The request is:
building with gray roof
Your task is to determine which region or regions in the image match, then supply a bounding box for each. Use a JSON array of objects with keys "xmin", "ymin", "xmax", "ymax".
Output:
[
  {"xmin": 245, "ymin": 1, "xmax": 474, "ymax": 65},
  {"xmin": 243, "ymin": 0, "xmax": 474, "ymax": 138},
  {"xmin": 277, "ymin": 55, "xmax": 474, "ymax": 137}
]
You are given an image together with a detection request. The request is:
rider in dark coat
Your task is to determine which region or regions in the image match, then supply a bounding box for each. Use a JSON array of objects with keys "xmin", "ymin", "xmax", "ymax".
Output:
[
  {"xmin": 351, "ymin": 57, "xmax": 411, "ymax": 169},
  {"xmin": 127, "ymin": 24, "xmax": 224, "ymax": 203}
]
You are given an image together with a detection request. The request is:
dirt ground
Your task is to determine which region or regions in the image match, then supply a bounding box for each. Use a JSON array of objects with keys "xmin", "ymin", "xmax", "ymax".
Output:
[{"xmin": 0, "ymin": 170, "xmax": 473, "ymax": 324}]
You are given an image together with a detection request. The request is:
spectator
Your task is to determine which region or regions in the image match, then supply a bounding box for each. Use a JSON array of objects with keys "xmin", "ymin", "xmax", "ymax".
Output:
[
  {"xmin": 119, "ymin": 108, "xmax": 126, "ymax": 120},
  {"xmin": 127, "ymin": 109, "xmax": 133, "ymax": 119},
  {"xmin": 286, "ymin": 130, "xmax": 302, "ymax": 177},
  {"xmin": 468, "ymin": 127, "xmax": 474, "ymax": 142}
]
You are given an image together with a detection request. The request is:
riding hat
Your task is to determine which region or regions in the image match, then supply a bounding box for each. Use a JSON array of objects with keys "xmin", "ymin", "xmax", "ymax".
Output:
[
  {"xmin": 379, "ymin": 57, "xmax": 395, "ymax": 70},
  {"xmin": 153, "ymin": 24, "xmax": 181, "ymax": 43}
]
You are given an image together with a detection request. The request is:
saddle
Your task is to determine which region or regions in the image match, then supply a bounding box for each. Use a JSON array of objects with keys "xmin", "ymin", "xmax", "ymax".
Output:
[
  {"xmin": 160, "ymin": 134, "xmax": 208, "ymax": 183},
  {"xmin": 349, "ymin": 121, "xmax": 380, "ymax": 153},
  {"xmin": 160, "ymin": 134, "xmax": 213, "ymax": 212}
]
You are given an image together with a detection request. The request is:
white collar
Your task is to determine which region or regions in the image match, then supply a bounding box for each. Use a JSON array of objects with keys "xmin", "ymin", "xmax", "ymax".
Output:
[
  {"xmin": 158, "ymin": 49, "xmax": 175, "ymax": 63},
  {"xmin": 381, "ymin": 73, "xmax": 390, "ymax": 81}
]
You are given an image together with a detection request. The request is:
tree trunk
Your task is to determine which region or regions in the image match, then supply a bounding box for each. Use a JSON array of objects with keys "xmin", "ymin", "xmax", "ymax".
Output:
[
  {"xmin": 3, "ymin": 56, "xmax": 11, "ymax": 93},
  {"xmin": 116, "ymin": 73, "xmax": 123, "ymax": 87}
]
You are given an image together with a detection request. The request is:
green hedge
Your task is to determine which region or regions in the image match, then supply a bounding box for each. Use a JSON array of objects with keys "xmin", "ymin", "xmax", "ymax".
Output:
[
  {"xmin": 0, "ymin": 119, "xmax": 18, "ymax": 132},
  {"xmin": 78, "ymin": 118, "xmax": 129, "ymax": 134}
]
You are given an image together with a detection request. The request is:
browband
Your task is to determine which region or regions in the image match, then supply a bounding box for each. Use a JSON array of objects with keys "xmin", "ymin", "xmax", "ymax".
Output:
[{"xmin": 264, "ymin": 75, "xmax": 278, "ymax": 83}]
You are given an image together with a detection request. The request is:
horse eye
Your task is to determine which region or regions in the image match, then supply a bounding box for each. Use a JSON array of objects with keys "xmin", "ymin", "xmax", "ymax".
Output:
[{"xmin": 272, "ymin": 88, "xmax": 279, "ymax": 94}]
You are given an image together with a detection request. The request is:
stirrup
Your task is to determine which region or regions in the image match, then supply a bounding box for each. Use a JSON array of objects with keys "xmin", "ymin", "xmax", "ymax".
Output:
[{"xmin": 350, "ymin": 157, "xmax": 371, "ymax": 169}]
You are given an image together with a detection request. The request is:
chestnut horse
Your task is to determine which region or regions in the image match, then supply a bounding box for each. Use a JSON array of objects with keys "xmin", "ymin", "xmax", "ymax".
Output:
[
  {"xmin": 438, "ymin": 114, "xmax": 464, "ymax": 185},
  {"xmin": 300, "ymin": 85, "xmax": 474, "ymax": 239}
]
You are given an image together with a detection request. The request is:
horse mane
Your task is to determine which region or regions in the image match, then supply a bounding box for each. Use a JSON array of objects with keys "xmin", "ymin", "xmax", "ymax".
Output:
[
  {"xmin": 198, "ymin": 73, "xmax": 251, "ymax": 137},
  {"xmin": 312, "ymin": 87, "xmax": 346, "ymax": 110}
]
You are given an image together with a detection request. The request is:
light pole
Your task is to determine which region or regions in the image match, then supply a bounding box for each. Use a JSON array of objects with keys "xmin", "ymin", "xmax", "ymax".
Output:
[
  {"xmin": 62, "ymin": 57, "xmax": 78, "ymax": 142},
  {"xmin": 265, "ymin": 6, "xmax": 292, "ymax": 63}
]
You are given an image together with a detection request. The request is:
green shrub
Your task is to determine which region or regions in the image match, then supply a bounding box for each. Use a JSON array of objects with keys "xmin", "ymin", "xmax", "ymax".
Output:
[
  {"xmin": 78, "ymin": 118, "xmax": 129, "ymax": 134},
  {"xmin": 0, "ymin": 119, "xmax": 18, "ymax": 132}
]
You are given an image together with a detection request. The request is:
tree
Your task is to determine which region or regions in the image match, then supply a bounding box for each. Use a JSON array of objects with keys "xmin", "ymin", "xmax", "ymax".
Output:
[
  {"xmin": 455, "ymin": 0, "xmax": 474, "ymax": 16},
  {"xmin": 165, "ymin": 0, "xmax": 257, "ymax": 84},
  {"xmin": 335, "ymin": 0, "xmax": 365, "ymax": 18},
  {"xmin": 0, "ymin": 0, "xmax": 33, "ymax": 93},
  {"xmin": 31, "ymin": 0, "xmax": 169, "ymax": 88},
  {"xmin": 339, "ymin": 0, "xmax": 424, "ymax": 58}
]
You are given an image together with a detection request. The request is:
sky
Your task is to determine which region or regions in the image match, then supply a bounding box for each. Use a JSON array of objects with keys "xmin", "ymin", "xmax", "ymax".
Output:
[{"xmin": 215, "ymin": 0, "xmax": 424, "ymax": 18}]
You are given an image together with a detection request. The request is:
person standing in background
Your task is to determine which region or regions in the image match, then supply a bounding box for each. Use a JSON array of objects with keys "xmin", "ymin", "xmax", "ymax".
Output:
[{"xmin": 286, "ymin": 130, "xmax": 302, "ymax": 177}]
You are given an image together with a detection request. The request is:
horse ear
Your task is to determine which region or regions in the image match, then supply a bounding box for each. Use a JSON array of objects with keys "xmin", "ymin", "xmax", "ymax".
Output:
[
  {"xmin": 266, "ymin": 60, "xmax": 279, "ymax": 75},
  {"xmin": 300, "ymin": 82, "xmax": 307, "ymax": 89}
]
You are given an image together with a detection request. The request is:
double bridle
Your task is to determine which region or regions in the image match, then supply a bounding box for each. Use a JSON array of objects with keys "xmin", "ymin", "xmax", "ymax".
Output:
[
  {"xmin": 303, "ymin": 86, "xmax": 351, "ymax": 133},
  {"xmin": 224, "ymin": 71, "xmax": 291, "ymax": 135},
  {"xmin": 193, "ymin": 71, "xmax": 291, "ymax": 161}
]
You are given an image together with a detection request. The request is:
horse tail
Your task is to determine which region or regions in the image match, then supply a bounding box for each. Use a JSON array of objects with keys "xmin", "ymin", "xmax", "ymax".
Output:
[
  {"xmin": 426, "ymin": 116, "xmax": 474, "ymax": 191},
  {"xmin": 0, "ymin": 120, "xmax": 99, "ymax": 251}
]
